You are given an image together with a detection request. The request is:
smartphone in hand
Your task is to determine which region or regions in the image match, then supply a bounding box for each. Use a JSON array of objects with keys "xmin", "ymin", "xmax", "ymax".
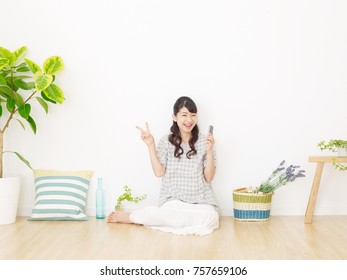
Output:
[{"xmin": 209, "ymin": 125, "xmax": 214, "ymax": 135}]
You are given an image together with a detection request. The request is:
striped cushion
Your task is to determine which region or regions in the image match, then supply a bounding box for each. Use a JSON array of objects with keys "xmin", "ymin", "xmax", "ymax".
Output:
[{"xmin": 28, "ymin": 170, "xmax": 93, "ymax": 221}]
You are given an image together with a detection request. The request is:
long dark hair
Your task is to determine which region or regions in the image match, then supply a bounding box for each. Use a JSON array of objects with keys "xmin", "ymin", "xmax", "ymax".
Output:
[{"xmin": 168, "ymin": 96, "xmax": 199, "ymax": 159}]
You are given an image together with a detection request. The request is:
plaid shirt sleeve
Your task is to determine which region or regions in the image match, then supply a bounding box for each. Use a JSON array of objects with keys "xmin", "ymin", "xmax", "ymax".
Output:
[{"xmin": 157, "ymin": 135, "xmax": 168, "ymax": 167}]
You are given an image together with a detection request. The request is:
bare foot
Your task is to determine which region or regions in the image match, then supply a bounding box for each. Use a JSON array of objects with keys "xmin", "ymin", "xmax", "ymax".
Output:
[{"xmin": 107, "ymin": 211, "xmax": 133, "ymax": 224}]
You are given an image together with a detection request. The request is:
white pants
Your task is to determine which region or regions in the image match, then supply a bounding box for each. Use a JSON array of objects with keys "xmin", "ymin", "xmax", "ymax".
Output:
[{"xmin": 129, "ymin": 200, "xmax": 219, "ymax": 236}]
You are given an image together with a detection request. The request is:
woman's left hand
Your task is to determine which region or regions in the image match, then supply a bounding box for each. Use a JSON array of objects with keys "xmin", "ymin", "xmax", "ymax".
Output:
[{"xmin": 206, "ymin": 133, "xmax": 215, "ymax": 153}]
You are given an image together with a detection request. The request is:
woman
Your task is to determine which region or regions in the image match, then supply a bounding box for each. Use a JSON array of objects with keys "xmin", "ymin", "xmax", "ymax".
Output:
[{"xmin": 108, "ymin": 96, "xmax": 219, "ymax": 235}]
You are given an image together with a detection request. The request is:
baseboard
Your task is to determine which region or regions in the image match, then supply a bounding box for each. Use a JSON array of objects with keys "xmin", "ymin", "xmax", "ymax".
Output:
[{"xmin": 17, "ymin": 206, "xmax": 347, "ymax": 217}]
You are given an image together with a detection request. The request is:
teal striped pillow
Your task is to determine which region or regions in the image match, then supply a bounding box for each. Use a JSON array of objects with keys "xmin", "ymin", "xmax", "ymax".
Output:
[{"xmin": 28, "ymin": 170, "xmax": 93, "ymax": 221}]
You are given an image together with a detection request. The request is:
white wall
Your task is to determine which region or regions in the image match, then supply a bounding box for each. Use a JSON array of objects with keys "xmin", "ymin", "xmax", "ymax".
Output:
[{"xmin": 1, "ymin": 0, "xmax": 347, "ymax": 216}]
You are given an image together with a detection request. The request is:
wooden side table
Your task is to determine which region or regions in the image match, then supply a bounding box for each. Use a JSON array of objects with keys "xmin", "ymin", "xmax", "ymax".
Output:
[{"xmin": 305, "ymin": 156, "xmax": 347, "ymax": 224}]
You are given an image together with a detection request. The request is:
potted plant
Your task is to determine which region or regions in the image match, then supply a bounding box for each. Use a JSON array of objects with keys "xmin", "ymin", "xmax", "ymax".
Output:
[
  {"xmin": 318, "ymin": 139, "xmax": 347, "ymax": 156},
  {"xmin": 0, "ymin": 45, "xmax": 65, "ymax": 224},
  {"xmin": 317, "ymin": 139, "xmax": 347, "ymax": 171},
  {"xmin": 233, "ymin": 160, "xmax": 305, "ymax": 221},
  {"xmin": 115, "ymin": 185, "xmax": 147, "ymax": 211}
]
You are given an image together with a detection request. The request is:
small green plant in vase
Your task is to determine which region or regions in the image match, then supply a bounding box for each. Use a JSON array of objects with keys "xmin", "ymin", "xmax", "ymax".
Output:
[
  {"xmin": 317, "ymin": 139, "xmax": 347, "ymax": 171},
  {"xmin": 115, "ymin": 185, "xmax": 147, "ymax": 211}
]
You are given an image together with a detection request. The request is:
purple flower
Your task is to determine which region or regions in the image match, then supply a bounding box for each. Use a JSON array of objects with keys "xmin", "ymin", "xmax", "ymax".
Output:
[{"xmin": 258, "ymin": 161, "xmax": 306, "ymax": 193}]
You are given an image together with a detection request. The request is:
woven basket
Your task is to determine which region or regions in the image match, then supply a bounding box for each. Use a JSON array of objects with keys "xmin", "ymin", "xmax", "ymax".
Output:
[{"xmin": 233, "ymin": 187, "xmax": 273, "ymax": 221}]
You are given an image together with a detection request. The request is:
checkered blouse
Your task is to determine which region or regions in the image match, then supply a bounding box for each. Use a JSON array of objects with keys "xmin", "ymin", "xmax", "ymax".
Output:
[{"xmin": 157, "ymin": 133, "xmax": 218, "ymax": 208}]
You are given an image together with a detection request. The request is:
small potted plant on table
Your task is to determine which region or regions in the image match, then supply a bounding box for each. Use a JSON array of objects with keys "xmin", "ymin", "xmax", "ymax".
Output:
[{"xmin": 317, "ymin": 139, "xmax": 347, "ymax": 171}]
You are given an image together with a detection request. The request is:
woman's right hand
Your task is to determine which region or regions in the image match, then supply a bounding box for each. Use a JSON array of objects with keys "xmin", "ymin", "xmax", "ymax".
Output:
[
  {"xmin": 136, "ymin": 122, "xmax": 165, "ymax": 177},
  {"xmin": 136, "ymin": 122, "xmax": 154, "ymax": 146}
]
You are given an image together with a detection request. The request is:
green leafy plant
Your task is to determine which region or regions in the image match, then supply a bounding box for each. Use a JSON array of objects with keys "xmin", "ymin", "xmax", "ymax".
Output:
[
  {"xmin": 317, "ymin": 139, "xmax": 347, "ymax": 152},
  {"xmin": 318, "ymin": 139, "xmax": 347, "ymax": 171},
  {"xmin": 0, "ymin": 46, "xmax": 64, "ymax": 177},
  {"xmin": 115, "ymin": 185, "xmax": 147, "ymax": 211}
]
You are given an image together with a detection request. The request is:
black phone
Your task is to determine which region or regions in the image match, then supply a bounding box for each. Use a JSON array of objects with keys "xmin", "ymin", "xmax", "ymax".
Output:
[{"xmin": 209, "ymin": 125, "xmax": 214, "ymax": 135}]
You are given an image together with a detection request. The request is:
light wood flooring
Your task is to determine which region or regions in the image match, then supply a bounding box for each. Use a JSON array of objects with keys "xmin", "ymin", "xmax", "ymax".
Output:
[{"xmin": 1, "ymin": 216, "xmax": 347, "ymax": 260}]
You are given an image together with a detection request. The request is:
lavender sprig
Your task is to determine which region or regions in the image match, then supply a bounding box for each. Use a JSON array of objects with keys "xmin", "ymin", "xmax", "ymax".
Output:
[{"xmin": 257, "ymin": 160, "xmax": 305, "ymax": 193}]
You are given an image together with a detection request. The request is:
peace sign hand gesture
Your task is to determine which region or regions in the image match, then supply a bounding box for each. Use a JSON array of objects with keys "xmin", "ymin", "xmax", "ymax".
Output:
[{"xmin": 136, "ymin": 122, "xmax": 154, "ymax": 147}]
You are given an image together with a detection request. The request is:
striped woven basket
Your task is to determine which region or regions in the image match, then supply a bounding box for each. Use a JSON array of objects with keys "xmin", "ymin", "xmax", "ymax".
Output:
[{"xmin": 233, "ymin": 187, "xmax": 273, "ymax": 221}]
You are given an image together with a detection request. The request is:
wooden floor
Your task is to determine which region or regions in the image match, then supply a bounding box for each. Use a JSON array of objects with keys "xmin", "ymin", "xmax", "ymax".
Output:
[{"xmin": 1, "ymin": 216, "xmax": 347, "ymax": 260}]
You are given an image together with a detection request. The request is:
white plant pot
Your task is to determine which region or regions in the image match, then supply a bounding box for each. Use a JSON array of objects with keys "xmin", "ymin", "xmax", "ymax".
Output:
[{"xmin": 0, "ymin": 177, "xmax": 21, "ymax": 225}]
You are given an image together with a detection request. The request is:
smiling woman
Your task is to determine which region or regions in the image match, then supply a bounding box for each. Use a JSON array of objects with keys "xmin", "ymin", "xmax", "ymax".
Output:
[{"xmin": 108, "ymin": 96, "xmax": 219, "ymax": 235}]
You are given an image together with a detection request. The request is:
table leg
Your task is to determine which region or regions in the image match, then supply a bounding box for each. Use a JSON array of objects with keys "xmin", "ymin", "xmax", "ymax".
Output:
[{"xmin": 305, "ymin": 162, "xmax": 324, "ymax": 224}]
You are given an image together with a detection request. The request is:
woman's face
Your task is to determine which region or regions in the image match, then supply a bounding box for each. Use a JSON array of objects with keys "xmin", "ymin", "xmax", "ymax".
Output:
[{"xmin": 173, "ymin": 106, "xmax": 197, "ymax": 134}]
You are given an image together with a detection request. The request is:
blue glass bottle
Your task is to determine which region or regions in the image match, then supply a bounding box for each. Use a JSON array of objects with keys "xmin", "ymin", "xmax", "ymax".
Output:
[{"xmin": 96, "ymin": 177, "xmax": 105, "ymax": 219}]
